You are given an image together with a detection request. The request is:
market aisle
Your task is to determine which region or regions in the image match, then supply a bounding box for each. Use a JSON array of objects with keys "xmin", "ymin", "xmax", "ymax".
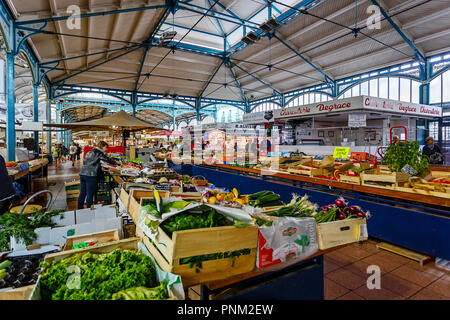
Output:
[
  {"xmin": 324, "ymin": 240, "xmax": 450, "ymax": 300},
  {"xmin": 47, "ymin": 158, "xmax": 81, "ymax": 211}
]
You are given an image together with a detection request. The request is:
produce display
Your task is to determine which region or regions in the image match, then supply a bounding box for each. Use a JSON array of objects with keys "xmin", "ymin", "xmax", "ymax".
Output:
[
  {"xmin": 159, "ymin": 208, "xmax": 234, "ymax": 237},
  {"xmin": 0, "ymin": 209, "xmax": 65, "ymax": 252},
  {"xmin": 247, "ymin": 190, "xmax": 283, "ymax": 208},
  {"xmin": 314, "ymin": 198, "xmax": 369, "ymax": 223},
  {"xmin": 383, "ymin": 140, "xmax": 429, "ymax": 176},
  {"xmin": 266, "ymin": 194, "xmax": 317, "ymax": 217},
  {"xmin": 39, "ymin": 249, "xmax": 168, "ymax": 300},
  {"xmin": 0, "ymin": 253, "xmax": 55, "ymax": 289},
  {"xmin": 203, "ymin": 188, "xmax": 248, "ymax": 207}
]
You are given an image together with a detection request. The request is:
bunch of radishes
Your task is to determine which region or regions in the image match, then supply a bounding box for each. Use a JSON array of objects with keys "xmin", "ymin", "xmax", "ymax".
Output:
[{"xmin": 315, "ymin": 197, "xmax": 369, "ymax": 223}]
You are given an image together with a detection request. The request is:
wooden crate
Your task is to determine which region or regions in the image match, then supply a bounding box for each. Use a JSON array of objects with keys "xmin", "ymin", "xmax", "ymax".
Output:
[
  {"xmin": 44, "ymin": 238, "xmax": 140, "ymax": 262},
  {"xmin": 339, "ymin": 175, "xmax": 361, "ymax": 185},
  {"xmin": 137, "ymin": 223, "xmax": 258, "ymax": 288},
  {"xmin": 316, "ymin": 218, "xmax": 368, "ymax": 250},
  {"xmin": 0, "ymin": 285, "xmax": 35, "ymax": 300},
  {"xmin": 36, "ymin": 238, "xmax": 178, "ymax": 300},
  {"xmin": 288, "ymin": 167, "xmax": 330, "ymax": 177},
  {"xmin": 395, "ymin": 186, "xmax": 450, "ymax": 199},
  {"xmin": 63, "ymin": 229, "xmax": 120, "ymax": 251},
  {"xmin": 361, "ymin": 171, "xmax": 409, "ymax": 187},
  {"xmin": 66, "ymin": 189, "xmax": 80, "ymax": 201},
  {"xmin": 129, "ymin": 190, "xmax": 202, "ymax": 223},
  {"xmin": 119, "ymin": 188, "xmax": 131, "ymax": 210}
]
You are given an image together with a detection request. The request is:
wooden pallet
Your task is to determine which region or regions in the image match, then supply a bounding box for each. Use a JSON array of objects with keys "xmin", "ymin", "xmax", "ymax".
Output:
[
  {"xmin": 316, "ymin": 218, "xmax": 367, "ymax": 250},
  {"xmin": 137, "ymin": 224, "xmax": 258, "ymax": 288},
  {"xmin": 376, "ymin": 242, "xmax": 432, "ymax": 266}
]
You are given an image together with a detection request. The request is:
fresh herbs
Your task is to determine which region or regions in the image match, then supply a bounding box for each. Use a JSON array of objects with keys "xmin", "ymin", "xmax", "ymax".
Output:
[
  {"xmin": 0, "ymin": 209, "xmax": 65, "ymax": 252},
  {"xmin": 39, "ymin": 249, "xmax": 159, "ymax": 300},
  {"xmin": 159, "ymin": 208, "xmax": 234, "ymax": 237},
  {"xmin": 383, "ymin": 140, "xmax": 429, "ymax": 176}
]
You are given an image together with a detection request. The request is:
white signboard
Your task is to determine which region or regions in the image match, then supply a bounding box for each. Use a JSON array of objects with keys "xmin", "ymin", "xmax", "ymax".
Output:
[
  {"xmin": 362, "ymin": 96, "xmax": 442, "ymax": 117},
  {"xmin": 348, "ymin": 114, "xmax": 367, "ymax": 127},
  {"xmin": 90, "ymin": 131, "xmax": 109, "ymax": 137},
  {"xmin": 21, "ymin": 121, "xmax": 43, "ymax": 131},
  {"xmin": 274, "ymin": 97, "xmax": 362, "ymax": 119},
  {"xmin": 0, "ymin": 103, "xmax": 47, "ymax": 124},
  {"xmin": 273, "ymin": 96, "xmax": 442, "ymax": 120},
  {"xmin": 243, "ymin": 111, "xmax": 274, "ymax": 124}
]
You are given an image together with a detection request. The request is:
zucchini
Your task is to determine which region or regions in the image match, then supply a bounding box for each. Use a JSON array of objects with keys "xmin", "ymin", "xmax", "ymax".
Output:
[
  {"xmin": 248, "ymin": 190, "xmax": 273, "ymax": 200},
  {"xmin": 0, "ymin": 260, "xmax": 11, "ymax": 270},
  {"xmin": 254, "ymin": 194, "xmax": 280, "ymax": 206},
  {"xmin": 257, "ymin": 200, "xmax": 284, "ymax": 208}
]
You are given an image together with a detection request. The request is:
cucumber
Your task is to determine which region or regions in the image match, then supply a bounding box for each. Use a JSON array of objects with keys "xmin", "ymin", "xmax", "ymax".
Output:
[
  {"xmin": 254, "ymin": 194, "xmax": 280, "ymax": 205},
  {"xmin": 248, "ymin": 190, "xmax": 273, "ymax": 200},
  {"xmin": 257, "ymin": 200, "xmax": 284, "ymax": 208},
  {"xmin": 0, "ymin": 260, "xmax": 11, "ymax": 270}
]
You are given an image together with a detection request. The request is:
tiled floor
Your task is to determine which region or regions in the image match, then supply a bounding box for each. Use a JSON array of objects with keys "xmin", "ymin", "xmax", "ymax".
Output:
[
  {"xmin": 45, "ymin": 161, "xmax": 450, "ymax": 300},
  {"xmin": 324, "ymin": 240, "xmax": 450, "ymax": 300}
]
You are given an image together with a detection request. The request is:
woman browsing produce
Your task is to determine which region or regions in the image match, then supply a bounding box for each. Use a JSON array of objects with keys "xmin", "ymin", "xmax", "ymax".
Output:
[{"xmin": 78, "ymin": 141, "xmax": 118, "ymax": 209}]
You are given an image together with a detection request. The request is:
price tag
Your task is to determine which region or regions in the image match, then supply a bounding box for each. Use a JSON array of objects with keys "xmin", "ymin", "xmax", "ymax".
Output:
[
  {"xmin": 333, "ymin": 147, "xmax": 350, "ymax": 159},
  {"xmin": 401, "ymin": 164, "xmax": 417, "ymax": 177}
]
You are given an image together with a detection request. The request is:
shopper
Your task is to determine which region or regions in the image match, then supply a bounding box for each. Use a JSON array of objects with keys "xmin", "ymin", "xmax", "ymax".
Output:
[
  {"xmin": 69, "ymin": 142, "xmax": 77, "ymax": 167},
  {"xmin": 78, "ymin": 141, "xmax": 118, "ymax": 209},
  {"xmin": 53, "ymin": 143, "xmax": 62, "ymax": 168},
  {"xmin": 61, "ymin": 145, "xmax": 68, "ymax": 162},
  {"xmin": 0, "ymin": 155, "xmax": 16, "ymax": 215},
  {"xmin": 422, "ymin": 137, "xmax": 443, "ymax": 165},
  {"xmin": 76, "ymin": 143, "xmax": 82, "ymax": 160}
]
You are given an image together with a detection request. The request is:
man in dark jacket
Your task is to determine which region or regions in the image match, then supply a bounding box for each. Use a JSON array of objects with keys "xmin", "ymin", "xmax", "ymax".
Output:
[
  {"xmin": 422, "ymin": 137, "xmax": 443, "ymax": 165},
  {"xmin": 0, "ymin": 155, "xmax": 16, "ymax": 214},
  {"xmin": 78, "ymin": 141, "xmax": 117, "ymax": 209}
]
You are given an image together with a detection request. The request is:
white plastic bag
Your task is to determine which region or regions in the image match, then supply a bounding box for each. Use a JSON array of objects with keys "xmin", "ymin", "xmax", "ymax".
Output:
[{"xmin": 259, "ymin": 217, "xmax": 318, "ymax": 263}]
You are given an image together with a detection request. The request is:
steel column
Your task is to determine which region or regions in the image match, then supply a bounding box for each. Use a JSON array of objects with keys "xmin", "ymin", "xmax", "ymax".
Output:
[
  {"xmin": 46, "ymin": 100, "xmax": 52, "ymax": 155},
  {"xmin": 195, "ymin": 98, "xmax": 201, "ymax": 122},
  {"xmin": 33, "ymin": 84, "xmax": 39, "ymax": 155},
  {"xmin": 57, "ymin": 102, "xmax": 62, "ymax": 143},
  {"xmin": 6, "ymin": 52, "xmax": 15, "ymax": 161},
  {"xmin": 172, "ymin": 101, "xmax": 176, "ymax": 130}
]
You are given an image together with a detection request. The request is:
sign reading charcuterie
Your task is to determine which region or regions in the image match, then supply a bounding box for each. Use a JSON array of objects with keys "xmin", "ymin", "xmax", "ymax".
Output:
[{"xmin": 272, "ymin": 96, "xmax": 442, "ymax": 120}]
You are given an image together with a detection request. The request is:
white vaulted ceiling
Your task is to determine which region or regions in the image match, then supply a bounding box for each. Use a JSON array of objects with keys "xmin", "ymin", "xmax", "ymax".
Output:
[{"xmin": 3, "ymin": 0, "xmax": 450, "ymax": 104}]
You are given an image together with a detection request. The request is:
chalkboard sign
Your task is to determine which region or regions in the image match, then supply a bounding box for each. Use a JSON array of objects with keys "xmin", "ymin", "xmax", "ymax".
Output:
[{"xmin": 155, "ymin": 185, "xmax": 170, "ymax": 191}]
